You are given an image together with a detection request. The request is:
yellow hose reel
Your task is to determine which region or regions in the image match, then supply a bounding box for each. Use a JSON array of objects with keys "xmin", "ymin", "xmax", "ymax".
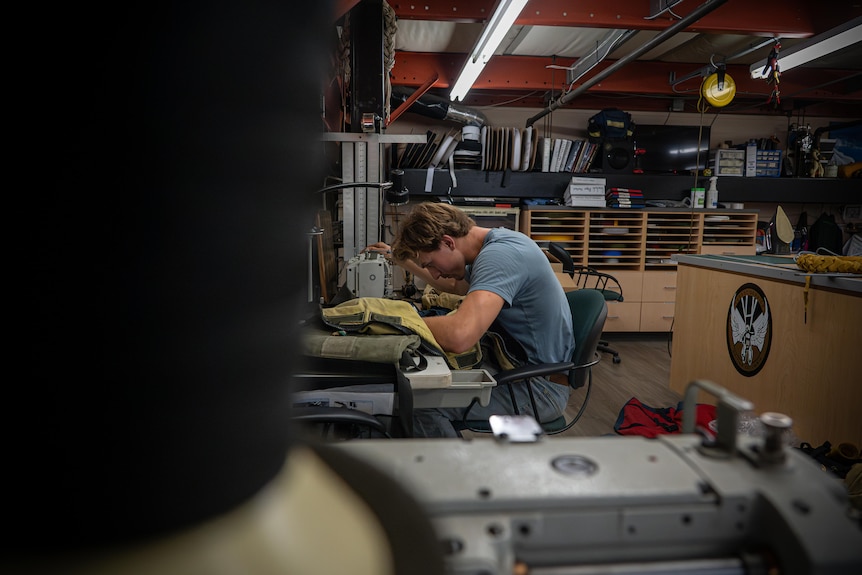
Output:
[{"xmin": 702, "ymin": 68, "xmax": 736, "ymax": 107}]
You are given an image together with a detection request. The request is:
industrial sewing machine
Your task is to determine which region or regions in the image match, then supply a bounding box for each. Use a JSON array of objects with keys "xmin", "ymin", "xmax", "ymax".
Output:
[
  {"xmin": 345, "ymin": 251, "xmax": 393, "ymax": 298},
  {"xmin": 338, "ymin": 380, "xmax": 862, "ymax": 574}
]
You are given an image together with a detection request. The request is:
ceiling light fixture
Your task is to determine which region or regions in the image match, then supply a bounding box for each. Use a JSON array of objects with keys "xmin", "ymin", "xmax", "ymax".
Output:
[
  {"xmin": 750, "ymin": 18, "xmax": 862, "ymax": 79},
  {"xmin": 449, "ymin": 0, "xmax": 528, "ymax": 102}
]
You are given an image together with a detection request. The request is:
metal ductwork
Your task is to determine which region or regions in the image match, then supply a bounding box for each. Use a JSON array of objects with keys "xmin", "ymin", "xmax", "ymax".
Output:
[
  {"xmin": 391, "ymin": 86, "xmax": 487, "ymax": 127},
  {"xmin": 526, "ymin": 0, "xmax": 731, "ymax": 127}
]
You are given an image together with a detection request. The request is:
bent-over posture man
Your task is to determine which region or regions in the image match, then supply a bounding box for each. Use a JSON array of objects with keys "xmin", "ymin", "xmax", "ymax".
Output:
[{"xmin": 368, "ymin": 202, "xmax": 574, "ymax": 437}]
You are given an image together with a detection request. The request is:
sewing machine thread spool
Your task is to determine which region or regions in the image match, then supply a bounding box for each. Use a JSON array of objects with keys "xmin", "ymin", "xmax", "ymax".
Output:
[{"xmin": 760, "ymin": 412, "xmax": 792, "ymax": 464}]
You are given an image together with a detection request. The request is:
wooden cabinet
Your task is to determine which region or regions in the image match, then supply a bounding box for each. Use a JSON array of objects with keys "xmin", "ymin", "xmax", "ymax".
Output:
[
  {"xmin": 641, "ymin": 270, "xmax": 679, "ymax": 332},
  {"xmin": 670, "ymin": 256, "xmax": 862, "ymax": 446},
  {"xmin": 604, "ymin": 271, "xmax": 642, "ymax": 333},
  {"xmin": 521, "ymin": 207, "xmax": 758, "ymax": 332}
]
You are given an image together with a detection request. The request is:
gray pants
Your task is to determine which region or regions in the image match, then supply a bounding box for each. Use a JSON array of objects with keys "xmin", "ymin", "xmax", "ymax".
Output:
[{"xmin": 413, "ymin": 376, "xmax": 571, "ymax": 438}]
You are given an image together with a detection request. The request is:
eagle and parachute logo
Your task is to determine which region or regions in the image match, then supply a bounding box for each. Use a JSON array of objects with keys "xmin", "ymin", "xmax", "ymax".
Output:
[{"xmin": 726, "ymin": 283, "xmax": 772, "ymax": 377}]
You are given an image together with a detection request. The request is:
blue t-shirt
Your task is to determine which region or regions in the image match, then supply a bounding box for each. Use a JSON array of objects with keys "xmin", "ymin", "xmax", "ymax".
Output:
[{"xmin": 465, "ymin": 228, "xmax": 574, "ymax": 365}]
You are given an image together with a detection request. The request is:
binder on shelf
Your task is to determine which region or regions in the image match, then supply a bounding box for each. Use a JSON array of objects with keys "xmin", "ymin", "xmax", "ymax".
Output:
[
  {"xmin": 557, "ymin": 139, "xmax": 572, "ymax": 172},
  {"xmin": 539, "ymin": 137, "xmax": 552, "ymax": 172},
  {"xmin": 549, "ymin": 138, "xmax": 563, "ymax": 173},
  {"xmin": 570, "ymin": 176, "xmax": 606, "ymax": 186},
  {"xmin": 576, "ymin": 142, "xmax": 597, "ymax": 173},
  {"xmin": 564, "ymin": 139, "xmax": 583, "ymax": 172},
  {"xmin": 606, "ymin": 187, "xmax": 644, "ymax": 209}
]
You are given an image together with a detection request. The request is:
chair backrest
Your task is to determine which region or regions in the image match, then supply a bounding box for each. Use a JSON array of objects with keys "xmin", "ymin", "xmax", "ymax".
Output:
[
  {"xmin": 565, "ymin": 288, "xmax": 608, "ymax": 389},
  {"xmin": 548, "ymin": 241, "xmax": 576, "ymax": 275},
  {"xmin": 548, "ymin": 242, "xmax": 624, "ymax": 302},
  {"xmin": 574, "ymin": 268, "xmax": 624, "ymax": 302}
]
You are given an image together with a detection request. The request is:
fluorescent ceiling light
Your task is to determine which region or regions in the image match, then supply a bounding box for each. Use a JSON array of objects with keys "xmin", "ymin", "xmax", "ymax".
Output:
[
  {"xmin": 750, "ymin": 19, "xmax": 862, "ymax": 79},
  {"xmin": 449, "ymin": 0, "xmax": 529, "ymax": 101}
]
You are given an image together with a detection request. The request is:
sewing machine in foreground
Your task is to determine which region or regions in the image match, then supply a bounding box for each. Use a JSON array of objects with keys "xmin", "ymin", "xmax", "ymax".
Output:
[{"xmin": 338, "ymin": 380, "xmax": 862, "ymax": 574}]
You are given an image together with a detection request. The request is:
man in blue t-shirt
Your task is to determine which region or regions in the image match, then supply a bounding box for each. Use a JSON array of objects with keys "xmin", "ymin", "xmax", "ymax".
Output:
[{"xmin": 368, "ymin": 202, "xmax": 574, "ymax": 437}]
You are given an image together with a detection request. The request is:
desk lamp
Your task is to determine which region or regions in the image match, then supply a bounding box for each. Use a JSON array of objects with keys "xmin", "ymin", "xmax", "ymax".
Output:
[
  {"xmin": 314, "ymin": 168, "xmax": 409, "ymax": 206},
  {"xmin": 307, "ymin": 170, "xmax": 409, "ymax": 304}
]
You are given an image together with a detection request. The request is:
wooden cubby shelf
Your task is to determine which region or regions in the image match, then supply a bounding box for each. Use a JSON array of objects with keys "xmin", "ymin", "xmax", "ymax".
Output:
[{"xmin": 520, "ymin": 206, "xmax": 759, "ymax": 333}]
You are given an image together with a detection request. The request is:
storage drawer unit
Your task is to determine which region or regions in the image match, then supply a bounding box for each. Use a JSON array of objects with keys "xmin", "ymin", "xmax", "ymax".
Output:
[
  {"xmin": 640, "ymin": 302, "xmax": 676, "ymax": 332},
  {"xmin": 603, "ymin": 302, "xmax": 642, "ymax": 332},
  {"xmin": 640, "ymin": 270, "xmax": 677, "ymax": 333},
  {"xmin": 642, "ymin": 270, "xmax": 678, "ymax": 302},
  {"xmin": 711, "ymin": 149, "xmax": 746, "ymax": 176},
  {"xmin": 755, "ymin": 150, "xmax": 782, "ymax": 177}
]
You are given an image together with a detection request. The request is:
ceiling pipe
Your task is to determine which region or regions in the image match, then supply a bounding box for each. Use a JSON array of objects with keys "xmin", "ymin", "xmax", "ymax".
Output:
[
  {"xmin": 525, "ymin": 0, "xmax": 731, "ymax": 128},
  {"xmin": 671, "ymin": 36, "xmax": 778, "ymax": 87}
]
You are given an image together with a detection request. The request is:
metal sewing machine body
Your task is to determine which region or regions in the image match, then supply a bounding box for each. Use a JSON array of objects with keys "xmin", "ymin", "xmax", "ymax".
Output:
[{"xmin": 340, "ymin": 381, "xmax": 862, "ymax": 574}]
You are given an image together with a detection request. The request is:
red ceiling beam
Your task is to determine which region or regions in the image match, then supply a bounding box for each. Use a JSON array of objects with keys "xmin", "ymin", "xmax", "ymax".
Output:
[
  {"xmin": 391, "ymin": 52, "xmax": 860, "ymax": 101},
  {"xmin": 515, "ymin": 0, "xmax": 816, "ymax": 36},
  {"xmin": 388, "ymin": 0, "xmax": 841, "ymax": 37}
]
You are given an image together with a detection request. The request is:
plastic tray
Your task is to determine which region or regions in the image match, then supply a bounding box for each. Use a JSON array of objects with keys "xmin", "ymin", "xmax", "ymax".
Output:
[{"xmin": 411, "ymin": 367, "xmax": 496, "ymax": 409}]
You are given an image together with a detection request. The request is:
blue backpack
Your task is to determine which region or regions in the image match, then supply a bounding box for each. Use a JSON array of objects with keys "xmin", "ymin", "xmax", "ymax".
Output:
[{"xmin": 588, "ymin": 108, "xmax": 635, "ymax": 142}]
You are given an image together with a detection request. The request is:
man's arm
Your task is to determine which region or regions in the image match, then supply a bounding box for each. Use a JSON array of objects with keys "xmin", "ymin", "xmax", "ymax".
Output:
[
  {"xmin": 422, "ymin": 290, "xmax": 504, "ymax": 353},
  {"xmin": 395, "ymin": 257, "xmax": 470, "ymax": 296},
  {"xmin": 364, "ymin": 242, "xmax": 469, "ymax": 295}
]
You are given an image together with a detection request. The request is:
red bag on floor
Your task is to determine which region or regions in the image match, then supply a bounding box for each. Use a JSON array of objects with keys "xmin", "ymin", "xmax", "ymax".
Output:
[{"xmin": 614, "ymin": 397, "xmax": 716, "ymax": 439}]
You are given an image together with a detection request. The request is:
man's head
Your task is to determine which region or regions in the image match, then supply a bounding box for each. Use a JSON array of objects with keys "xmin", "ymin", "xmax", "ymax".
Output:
[
  {"xmin": 391, "ymin": 202, "xmax": 474, "ymax": 261},
  {"xmin": 392, "ymin": 202, "xmax": 476, "ymax": 281}
]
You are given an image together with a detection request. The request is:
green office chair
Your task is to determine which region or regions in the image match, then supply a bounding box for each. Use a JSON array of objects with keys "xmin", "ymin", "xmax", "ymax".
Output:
[
  {"xmin": 549, "ymin": 242, "xmax": 623, "ymax": 364},
  {"xmin": 457, "ymin": 287, "xmax": 607, "ymax": 435}
]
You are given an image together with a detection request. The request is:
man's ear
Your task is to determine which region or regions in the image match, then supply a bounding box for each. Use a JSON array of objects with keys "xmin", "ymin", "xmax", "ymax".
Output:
[{"xmin": 441, "ymin": 235, "xmax": 455, "ymax": 250}]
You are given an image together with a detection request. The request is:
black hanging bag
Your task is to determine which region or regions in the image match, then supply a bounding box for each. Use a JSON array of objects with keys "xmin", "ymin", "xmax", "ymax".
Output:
[
  {"xmin": 808, "ymin": 212, "xmax": 844, "ymax": 254},
  {"xmin": 588, "ymin": 108, "xmax": 635, "ymax": 142}
]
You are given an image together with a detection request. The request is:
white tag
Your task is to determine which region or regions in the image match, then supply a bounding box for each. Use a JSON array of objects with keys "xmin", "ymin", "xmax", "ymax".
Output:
[{"xmin": 489, "ymin": 415, "xmax": 544, "ymax": 442}]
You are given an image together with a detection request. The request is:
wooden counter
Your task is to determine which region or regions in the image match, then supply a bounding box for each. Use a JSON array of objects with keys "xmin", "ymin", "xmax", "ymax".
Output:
[{"xmin": 669, "ymin": 254, "xmax": 862, "ymax": 446}]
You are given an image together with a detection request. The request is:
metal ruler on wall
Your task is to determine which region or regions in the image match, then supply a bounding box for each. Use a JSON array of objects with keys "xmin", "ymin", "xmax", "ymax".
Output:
[
  {"xmin": 340, "ymin": 138, "xmax": 380, "ymax": 258},
  {"xmin": 321, "ymin": 132, "xmax": 425, "ymax": 268}
]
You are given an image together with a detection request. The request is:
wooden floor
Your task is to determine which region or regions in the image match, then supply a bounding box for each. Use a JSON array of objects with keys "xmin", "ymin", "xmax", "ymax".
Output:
[
  {"xmin": 464, "ymin": 333, "xmax": 682, "ymax": 439},
  {"xmin": 558, "ymin": 333, "xmax": 681, "ymax": 437}
]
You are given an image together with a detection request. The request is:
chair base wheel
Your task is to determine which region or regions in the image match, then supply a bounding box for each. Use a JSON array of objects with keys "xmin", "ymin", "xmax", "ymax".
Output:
[{"xmin": 613, "ymin": 356, "xmax": 621, "ymax": 364}]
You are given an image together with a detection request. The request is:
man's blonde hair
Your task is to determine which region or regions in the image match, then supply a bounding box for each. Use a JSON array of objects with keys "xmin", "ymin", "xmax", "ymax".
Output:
[{"xmin": 392, "ymin": 202, "xmax": 474, "ymax": 262}]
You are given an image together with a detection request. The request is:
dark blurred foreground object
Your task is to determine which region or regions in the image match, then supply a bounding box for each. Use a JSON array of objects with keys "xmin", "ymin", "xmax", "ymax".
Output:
[
  {"xmin": 12, "ymin": 0, "xmax": 322, "ymax": 550},
  {"xmin": 7, "ymin": 3, "xmax": 441, "ymax": 573}
]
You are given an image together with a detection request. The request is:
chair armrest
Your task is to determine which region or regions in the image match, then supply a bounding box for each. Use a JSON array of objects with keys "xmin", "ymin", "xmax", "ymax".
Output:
[
  {"xmin": 293, "ymin": 406, "xmax": 388, "ymax": 435},
  {"xmin": 493, "ymin": 361, "xmax": 575, "ymax": 386}
]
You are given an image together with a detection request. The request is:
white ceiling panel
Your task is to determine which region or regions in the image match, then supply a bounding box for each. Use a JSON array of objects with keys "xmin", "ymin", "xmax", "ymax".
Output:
[{"xmin": 394, "ymin": 20, "xmax": 480, "ymax": 54}]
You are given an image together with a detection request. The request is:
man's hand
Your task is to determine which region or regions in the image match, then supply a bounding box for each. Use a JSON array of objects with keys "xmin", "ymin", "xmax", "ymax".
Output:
[
  {"xmin": 362, "ymin": 242, "xmax": 391, "ymax": 256},
  {"xmin": 363, "ymin": 242, "xmax": 469, "ymax": 296}
]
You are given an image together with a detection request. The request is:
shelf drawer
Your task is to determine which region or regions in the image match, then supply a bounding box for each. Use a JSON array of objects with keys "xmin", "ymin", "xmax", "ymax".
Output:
[
  {"xmin": 602, "ymin": 302, "xmax": 641, "ymax": 332},
  {"xmin": 642, "ymin": 271, "xmax": 678, "ymax": 302},
  {"xmin": 610, "ymin": 270, "xmax": 643, "ymax": 302},
  {"xmin": 640, "ymin": 302, "xmax": 675, "ymax": 332},
  {"xmin": 699, "ymin": 244, "xmax": 756, "ymax": 256}
]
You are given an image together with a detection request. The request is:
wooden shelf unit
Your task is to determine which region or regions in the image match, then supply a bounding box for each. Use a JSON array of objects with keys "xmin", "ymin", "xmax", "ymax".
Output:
[
  {"xmin": 700, "ymin": 213, "xmax": 761, "ymax": 256},
  {"xmin": 520, "ymin": 206, "xmax": 758, "ymax": 333},
  {"xmin": 401, "ymin": 169, "xmax": 859, "ymax": 204}
]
